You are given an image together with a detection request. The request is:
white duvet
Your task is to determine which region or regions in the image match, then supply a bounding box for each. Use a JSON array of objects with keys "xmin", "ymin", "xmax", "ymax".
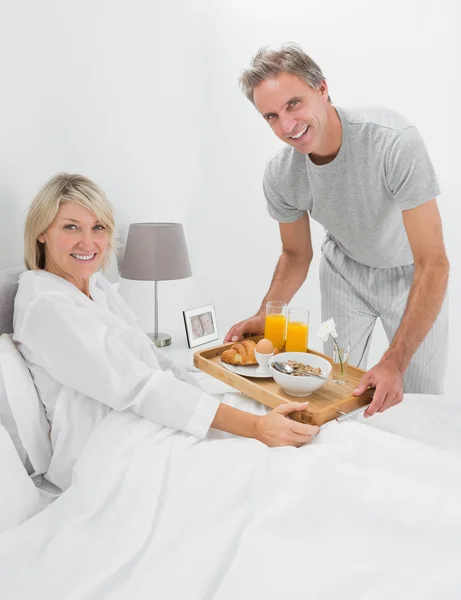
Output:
[{"xmin": 1, "ymin": 387, "xmax": 461, "ymax": 600}]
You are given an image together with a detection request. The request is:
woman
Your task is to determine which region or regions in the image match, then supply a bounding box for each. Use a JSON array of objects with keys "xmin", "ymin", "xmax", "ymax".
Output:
[{"xmin": 14, "ymin": 173, "xmax": 318, "ymax": 491}]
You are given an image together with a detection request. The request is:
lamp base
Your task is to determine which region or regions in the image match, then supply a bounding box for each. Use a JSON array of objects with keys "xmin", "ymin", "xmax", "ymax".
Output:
[{"xmin": 148, "ymin": 332, "xmax": 171, "ymax": 347}]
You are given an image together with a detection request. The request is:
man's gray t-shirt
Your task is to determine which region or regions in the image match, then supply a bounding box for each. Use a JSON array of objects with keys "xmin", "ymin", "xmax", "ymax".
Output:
[{"xmin": 263, "ymin": 106, "xmax": 440, "ymax": 268}]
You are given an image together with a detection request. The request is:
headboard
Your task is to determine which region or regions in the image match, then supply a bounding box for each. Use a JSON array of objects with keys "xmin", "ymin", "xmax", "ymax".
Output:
[{"xmin": 0, "ymin": 267, "xmax": 24, "ymax": 334}]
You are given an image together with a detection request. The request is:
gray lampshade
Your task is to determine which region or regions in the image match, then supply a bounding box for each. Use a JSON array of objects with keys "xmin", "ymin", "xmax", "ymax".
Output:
[{"xmin": 120, "ymin": 223, "xmax": 192, "ymax": 281}]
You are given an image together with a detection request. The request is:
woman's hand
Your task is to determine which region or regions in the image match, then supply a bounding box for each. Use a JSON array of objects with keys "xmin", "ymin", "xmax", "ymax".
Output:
[{"xmin": 254, "ymin": 402, "xmax": 319, "ymax": 447}]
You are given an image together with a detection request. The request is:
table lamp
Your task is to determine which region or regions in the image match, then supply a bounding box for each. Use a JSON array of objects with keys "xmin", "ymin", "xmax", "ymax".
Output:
[{"xmin": 120, "ymin": 222, "xmax": 192, "ymax": 347}]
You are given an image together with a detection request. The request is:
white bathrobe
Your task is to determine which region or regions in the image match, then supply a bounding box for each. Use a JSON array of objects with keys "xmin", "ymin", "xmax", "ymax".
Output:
[{"xmin": 13, "ymin": 270, "xmax": 220, "ymax": 491}]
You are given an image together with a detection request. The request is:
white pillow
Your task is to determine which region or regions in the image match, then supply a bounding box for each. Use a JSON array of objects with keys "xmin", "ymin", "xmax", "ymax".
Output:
[
  {"xmin": 0, "ymin": 334, "xmax": 51, "ymax": 476},
  {"xmin": 0, "ymin": 423, "xmax": 40, "ymax": 532},
  {"xmin": 0, "ymin": 369, "xmax": 28, "ymax": 466}
]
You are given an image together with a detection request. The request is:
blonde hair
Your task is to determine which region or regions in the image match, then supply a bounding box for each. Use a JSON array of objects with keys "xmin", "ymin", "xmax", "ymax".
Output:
[
  {"xmin": 24, "ymin": 173, "xmax": 116, "ymax": 270},
  {"xmin": 240, "ymin": 43, "xmax": 331, "ymax": 104}
]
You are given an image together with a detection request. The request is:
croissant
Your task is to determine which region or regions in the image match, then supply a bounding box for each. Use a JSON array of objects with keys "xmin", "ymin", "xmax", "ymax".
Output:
[{"xmin": 221, "ymin": 340, "xmax": 257, "ymax": 365}]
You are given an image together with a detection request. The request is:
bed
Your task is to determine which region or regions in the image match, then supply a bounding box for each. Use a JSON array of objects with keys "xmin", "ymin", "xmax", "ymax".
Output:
[
  {"xmin": 0, "ymin": 266, "xmax": 460, "ymax": 599},
  {"xmin": 0, "ymin": 267, "xmax": 57, "ymax": 521},
  {"xmin": 0, "ymin": 266, "xmax": 23, "ymax": 335}
]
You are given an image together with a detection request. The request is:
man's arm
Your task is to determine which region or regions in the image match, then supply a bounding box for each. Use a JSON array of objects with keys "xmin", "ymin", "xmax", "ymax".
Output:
[
  {"xmin": 383, "ymin": 199, "xmax": 449, "ymax": 369},
  {"xmin": 257, "ymin": 212, "xmax": 313, "ymax": 313},
  {"xmin": 355, "ymin": 198, "xmax": 449, "ymax": 415},
  {"xmin": 224, "ymin": 213, "xmax": 313, "ymax": 342}
]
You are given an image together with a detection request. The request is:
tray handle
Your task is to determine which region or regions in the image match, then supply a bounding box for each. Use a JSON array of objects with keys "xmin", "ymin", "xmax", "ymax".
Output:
[{"xmin": 336, "ymin": 403, "xmax": 371, "ymax": 422}]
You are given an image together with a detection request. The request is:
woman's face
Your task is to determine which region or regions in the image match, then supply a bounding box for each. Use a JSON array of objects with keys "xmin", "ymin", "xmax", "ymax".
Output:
[{"xmin": 38, "ymin": 201, "xmax": 109, "ymax": 284}]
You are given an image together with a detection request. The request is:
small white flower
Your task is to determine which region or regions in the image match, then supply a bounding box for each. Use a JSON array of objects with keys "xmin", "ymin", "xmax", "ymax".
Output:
[{"xmin": 317, "ymin": 318, "xmax": 338, "ymax": 342}]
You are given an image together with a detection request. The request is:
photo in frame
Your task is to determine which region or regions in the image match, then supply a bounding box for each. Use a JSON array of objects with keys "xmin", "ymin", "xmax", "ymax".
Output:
[{"xmin": 183, "ymin": 303, "xmax": 219, "ymax": 349}]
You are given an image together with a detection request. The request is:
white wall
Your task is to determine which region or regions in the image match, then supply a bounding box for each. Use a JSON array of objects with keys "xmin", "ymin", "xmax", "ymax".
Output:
[{"xmin": 1, "ymin": 0, "xmax": 459, "ymax": 394}]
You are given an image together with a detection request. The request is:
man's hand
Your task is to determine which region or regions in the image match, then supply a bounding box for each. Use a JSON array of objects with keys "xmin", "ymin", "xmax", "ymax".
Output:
[
  {"xmin": 353, "ymin": 359, "xmax": 404, "ymax": 417},
  {"xmin": 254, "ymin": 402, "xmax": 320, "ymax": 447},
  {"xmin": 224, "ymin": 314, "xmax": 265, "ymax": 343}
]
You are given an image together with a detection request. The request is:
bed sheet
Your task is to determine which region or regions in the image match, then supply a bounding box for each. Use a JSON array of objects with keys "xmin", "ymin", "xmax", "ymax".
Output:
[{"xmin": 0, "ymin": 380, "xmax": 460, "ymax": 599}]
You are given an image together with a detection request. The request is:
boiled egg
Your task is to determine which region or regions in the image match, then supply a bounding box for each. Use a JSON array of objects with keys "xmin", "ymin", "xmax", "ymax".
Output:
[{"xmin": 255, "ymin": 338, "xmax": 274, "ymax": 354}]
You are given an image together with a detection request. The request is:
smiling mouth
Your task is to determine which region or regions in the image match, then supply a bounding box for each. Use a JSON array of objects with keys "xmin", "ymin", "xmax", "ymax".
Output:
[
  {"xmin": 70, "ymin": 253, "xmax": 97, "ymax": 262},
  {"xmin": 290, "ymin": 125, "xmax": 309, "ymax": 140}
]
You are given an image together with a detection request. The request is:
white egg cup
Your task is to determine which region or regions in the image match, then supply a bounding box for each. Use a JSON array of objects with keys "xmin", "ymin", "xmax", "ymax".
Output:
[{"xmin": 254, "ymin": 350, "xmax": 274, "ymax": 375}]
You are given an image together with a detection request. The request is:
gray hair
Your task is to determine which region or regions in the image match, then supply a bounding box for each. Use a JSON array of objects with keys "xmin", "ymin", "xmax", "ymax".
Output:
[{"xmin": 239, "ymin": 43, "xmax": 330, "ymax": 104}]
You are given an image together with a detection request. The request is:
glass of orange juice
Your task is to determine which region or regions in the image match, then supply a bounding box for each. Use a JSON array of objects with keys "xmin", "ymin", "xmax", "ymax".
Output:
[
  {"xmin": 285, "ymin": 308, "xmax": 309, "ymax": 353},
  {"xmin": 264, "ymin": 301, "xmax": 287, "ymax": 349}
]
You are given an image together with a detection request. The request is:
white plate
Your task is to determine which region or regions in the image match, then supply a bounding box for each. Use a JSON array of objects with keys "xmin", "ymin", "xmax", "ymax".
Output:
[{"xmin": 220, "ymin": 361, "xmax": 273, "ymax": 379}]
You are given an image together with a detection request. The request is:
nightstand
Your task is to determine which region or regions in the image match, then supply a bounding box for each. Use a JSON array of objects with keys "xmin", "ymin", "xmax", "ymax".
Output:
[
  {"xmin": 156, "ymin": 330, "xmax": 237, "ymax": 395},
  {"xmin": 155, "ymin": 330, "xmax": 223, "ymax": 370}
]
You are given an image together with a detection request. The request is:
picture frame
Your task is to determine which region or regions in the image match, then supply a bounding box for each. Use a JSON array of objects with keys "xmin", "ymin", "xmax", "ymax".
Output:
[{"xmin": 183, "ymin": 303, "xmax": 219, "ymax": 349}]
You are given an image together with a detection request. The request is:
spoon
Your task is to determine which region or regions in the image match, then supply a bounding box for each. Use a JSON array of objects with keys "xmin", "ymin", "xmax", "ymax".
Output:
[{"xmin": 271, "ymin": 361, "xmax": 329, "ymax": 380}]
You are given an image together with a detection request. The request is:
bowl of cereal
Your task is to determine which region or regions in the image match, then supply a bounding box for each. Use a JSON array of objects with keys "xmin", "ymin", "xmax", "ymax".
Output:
[{"xmin": 269, "ymin": 352, "xmax": 331, "ymax": 397}]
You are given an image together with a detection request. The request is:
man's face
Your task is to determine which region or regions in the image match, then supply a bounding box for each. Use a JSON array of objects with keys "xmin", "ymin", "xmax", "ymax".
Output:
[{"xmin": 253, "ymin": 72, "xmax": 329, "ymax": 155}]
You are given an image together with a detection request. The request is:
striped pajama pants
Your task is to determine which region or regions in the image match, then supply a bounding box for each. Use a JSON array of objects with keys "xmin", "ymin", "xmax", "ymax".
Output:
[{"xmin": 320, "ymin": 236, "xmax": 448, "ymax": 393}]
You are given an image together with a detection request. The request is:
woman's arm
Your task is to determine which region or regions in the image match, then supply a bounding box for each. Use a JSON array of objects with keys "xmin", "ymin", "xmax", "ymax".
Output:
[
  {"xmin": 211, "ymin": 402, "xmax": 319, "ymax": 447},
  {"xmin": 153, "ymin": 345, "xmax": 201, "ymax": 388},
  {"xmin": 15, "ymin": 292, "xmax": 219, "ymax": 438},
  {"xmin": 16, "ymin": 292, "xmax": 319, "ymax": 446}
]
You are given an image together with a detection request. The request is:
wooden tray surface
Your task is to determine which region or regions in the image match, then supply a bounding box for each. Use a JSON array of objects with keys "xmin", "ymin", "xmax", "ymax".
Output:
[{"xmin": 194, "ymin": 338, "xmax": 373, "ymax": 426}]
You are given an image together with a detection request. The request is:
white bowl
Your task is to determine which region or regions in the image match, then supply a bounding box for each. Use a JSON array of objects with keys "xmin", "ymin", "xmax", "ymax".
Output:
[{"xmin": 269, "ymin": 352, "xmax": 332, "ymax": 397}]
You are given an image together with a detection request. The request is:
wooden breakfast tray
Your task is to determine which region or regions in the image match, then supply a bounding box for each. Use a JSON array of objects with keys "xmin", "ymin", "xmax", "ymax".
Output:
[{"xmin": 194, "ymin": 338, "xmax": 374, "ymax": 426}]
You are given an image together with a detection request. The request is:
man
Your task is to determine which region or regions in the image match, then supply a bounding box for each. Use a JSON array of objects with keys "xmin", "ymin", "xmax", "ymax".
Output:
[{"xmin": 225, "ymin": 44, "xmax": 449, "ymax": 417}]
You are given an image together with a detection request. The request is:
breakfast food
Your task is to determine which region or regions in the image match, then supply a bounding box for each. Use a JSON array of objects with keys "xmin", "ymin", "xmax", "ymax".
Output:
[
  {"xmin": 222, "ymin": 339, "xmax": 279, "ymax": 366},
  {"xmin": 221, "ymin": 340, "xmax": 258, "ymax": 365},
  {"xmin": 286, "ymin": 360, "xmax": 322, "ymax": 377},
  {"xmin": 255, "ymin": 338, "xmax": 274, "ymax": 354}
]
